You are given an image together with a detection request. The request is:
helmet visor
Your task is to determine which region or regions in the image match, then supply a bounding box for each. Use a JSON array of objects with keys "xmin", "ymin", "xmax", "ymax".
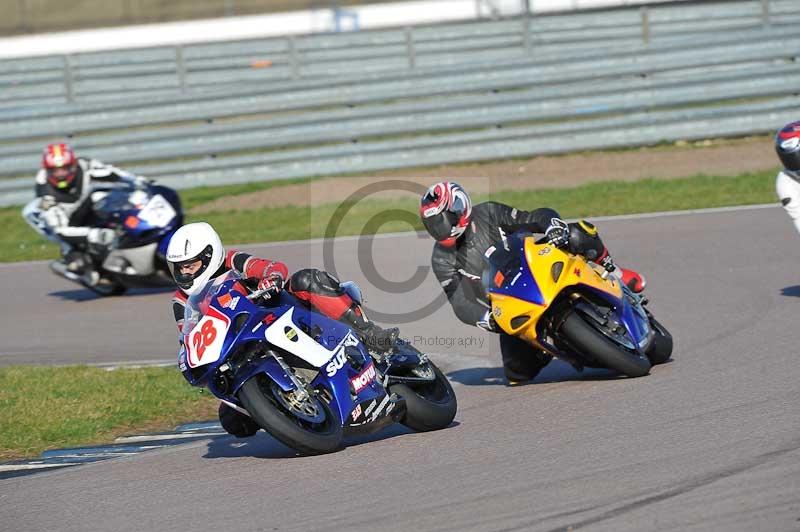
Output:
[
  {"xmin": 422, "ymin": 211, "xmax": 456, "ymax": 242},
  {"xmin": 168, "ymin": 245, "xmax": 213, "ymax": 290},
  {"xmin": 46, "ymin": 164, "xmax": 78, "ymax": 188}
]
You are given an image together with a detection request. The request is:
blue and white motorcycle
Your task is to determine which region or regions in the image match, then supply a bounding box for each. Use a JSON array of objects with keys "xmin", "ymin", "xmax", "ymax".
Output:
[
  {"xmin": 23, "ymin": 183, "xmax": 183, "ymax": 296},
  {"xmin": 179, "ymin": 271, "xmax": 457, "ymax": 454}
]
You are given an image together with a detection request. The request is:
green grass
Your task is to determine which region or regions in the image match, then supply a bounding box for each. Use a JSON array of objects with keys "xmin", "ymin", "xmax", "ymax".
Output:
[
  {"xmin": 179, "ymin": 170, "xmax": 781, "ymax": 245},
  {"xmin": 0, "ymin": 170, "xmax": 777, "ymax": 263},
  {"xmin": 0, "ymin": 365, "xmax": 219, "ymax": 460}
]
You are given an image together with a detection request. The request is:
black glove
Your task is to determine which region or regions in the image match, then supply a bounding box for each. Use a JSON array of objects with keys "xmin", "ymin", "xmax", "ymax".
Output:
[{"xmin": 544, "ymin": 218, "xmax": 570, "ymax": 248}]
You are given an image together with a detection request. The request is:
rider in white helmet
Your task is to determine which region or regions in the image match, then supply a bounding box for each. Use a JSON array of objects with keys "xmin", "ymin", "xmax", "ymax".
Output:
[{"xmin": 166, "ymin": 222, "xmax": 398, "ymax": 437}]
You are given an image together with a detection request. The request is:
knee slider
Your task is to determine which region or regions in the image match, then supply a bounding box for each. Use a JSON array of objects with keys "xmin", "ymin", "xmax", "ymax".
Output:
[{"xmin": 288, "ymin": 268, "xmax": 343, "ymax": 296}]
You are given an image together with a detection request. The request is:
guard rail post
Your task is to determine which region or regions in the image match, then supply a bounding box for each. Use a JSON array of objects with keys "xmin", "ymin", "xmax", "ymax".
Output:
[
  {"xmin": 288, "ymin": 37, "xmax": 300, "ymax": 79},
  {"xmin": 176, "ymin": 45, "xmax": 187, "ymax": 92},
  {"xmin": 641, "ymin": 7, "xmax": 650, "ymax": 45},
  {"xmin": 63, "ymin": 55, "xmax": 75, "ymax": 103},
  {"xmin": 761, "ymin": 0, "xmax": 770, "ymax": 26},
  {"xmin": 522, "ymin": 10, "xmax": 531, "ymax": 53},
  {"xmin": 405, "ymin": 27, "xmax": 416, "ymax": 69},
  {"xmin": 17, "ymin": 0, "xmax": 29, "ymax": 32}
]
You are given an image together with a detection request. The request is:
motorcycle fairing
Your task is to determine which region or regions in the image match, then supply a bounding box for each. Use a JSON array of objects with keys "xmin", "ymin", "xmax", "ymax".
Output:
[
  {"xmin": 180, "ymin": 282, "xmax": 390, "ymax": 428},
  {"xmin": 487, "ymin": 234, "xmax": 649, "ymax": 354}
]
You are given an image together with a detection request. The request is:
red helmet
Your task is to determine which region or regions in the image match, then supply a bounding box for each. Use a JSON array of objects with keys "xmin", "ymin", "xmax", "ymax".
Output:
[
  {"xmin": 42, "ymin": 143, "xmax": 78, "ymax": 190},
  {"xmin": 419, "ymin": 181, "xmax": 472, "ymax": 247},
  {"xmin": 776, "ymin": 121, "xmax": 800, "ymax": 174}
]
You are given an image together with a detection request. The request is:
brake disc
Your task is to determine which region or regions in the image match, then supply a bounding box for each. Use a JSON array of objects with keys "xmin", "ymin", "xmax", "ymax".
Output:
[{"xmin": 269, "ymin": 381, "xmax": 326, "ymax": 424}]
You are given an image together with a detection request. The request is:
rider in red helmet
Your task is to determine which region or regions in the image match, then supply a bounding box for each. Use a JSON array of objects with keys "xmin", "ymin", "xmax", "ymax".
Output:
[
  {"xmin": 24, "ymin": 143, "xmax": 150, "ymax": 285},
  {"xmin": 420, "ymin": 181, "xmax": 646, "ymax": 385}
]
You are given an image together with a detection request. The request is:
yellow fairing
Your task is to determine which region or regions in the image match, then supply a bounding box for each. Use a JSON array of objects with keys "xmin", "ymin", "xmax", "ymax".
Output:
[{"xmin": 489, "ymin": 237, "xmax": 622, "ymax": 350}]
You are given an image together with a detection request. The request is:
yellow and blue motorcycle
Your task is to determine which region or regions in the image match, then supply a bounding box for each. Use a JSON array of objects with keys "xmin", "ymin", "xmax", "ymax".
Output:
[{"xmin": 483, "ymin": 231, "xmax": 672, "ymax": 378}]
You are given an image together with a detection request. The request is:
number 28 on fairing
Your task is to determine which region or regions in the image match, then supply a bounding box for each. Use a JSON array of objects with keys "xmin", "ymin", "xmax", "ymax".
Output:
[{"xmin": 184, "ymin": 306, "xmax": 231, "ymax": 368}]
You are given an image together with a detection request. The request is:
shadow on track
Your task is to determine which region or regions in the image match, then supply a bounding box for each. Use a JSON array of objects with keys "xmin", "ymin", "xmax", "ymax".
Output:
[
  {"xmin": 780, "ymin": 285, "xmax": 800, "ymax": 298},
  {"xmin": 203, "ymin": 422, "xmax": 458, "ymax": 459},
  {"xmin": 447, "ymin": 359, "xmax": 622, "ymax": 387},
  {"xmin": 48, "ymin": 286, "xmax": 174, "ymax": 302}
]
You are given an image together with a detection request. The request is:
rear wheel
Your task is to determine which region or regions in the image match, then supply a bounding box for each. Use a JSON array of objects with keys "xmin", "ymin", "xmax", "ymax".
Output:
[
  {"xmin": 646, "ymin": 317, "xmax": 673, "ymax": 365},
  {"xmin": 560, "ymin": 313, "xmax": 651, "ymax": 378},
  {"xmin": 239, "ymin": 375, "xmax": 342, "ymax": 454},
  {"xmin": 390, "ymin": 362, "xmax": 457, "ymax": 432}
]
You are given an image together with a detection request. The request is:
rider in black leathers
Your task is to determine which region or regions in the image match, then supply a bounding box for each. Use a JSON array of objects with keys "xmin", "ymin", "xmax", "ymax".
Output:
[{"xmin": 420, "ymin": 181, "xmax": 645, "ymax": 384}]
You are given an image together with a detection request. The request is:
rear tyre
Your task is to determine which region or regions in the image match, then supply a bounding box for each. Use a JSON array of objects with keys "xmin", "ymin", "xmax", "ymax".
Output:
[
  {"xmin": 239, "ymin": 375, "xmax": 342, "ymax": 455},
  {"xmin": 646, "ymin": 317, "xmax": 673, "ymax": 365},
  {"xmin": 390, "ymin": 362, "xmax": 457, "ymax": 432},
  {"xmin": 560, "ymin": 313, "xmax": 651, "ymax": 378}
]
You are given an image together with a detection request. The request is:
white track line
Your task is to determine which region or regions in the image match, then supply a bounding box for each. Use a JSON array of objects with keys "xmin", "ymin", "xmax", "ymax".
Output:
[{"xmin": 0, "ymin": 203, "xmax": 779, "ymax": 269}]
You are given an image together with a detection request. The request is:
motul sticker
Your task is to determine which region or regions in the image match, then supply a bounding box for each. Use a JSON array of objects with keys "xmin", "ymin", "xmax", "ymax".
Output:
[{"xmin": 351, "ymin": 363, "xmax": 377, "ymax": 393}]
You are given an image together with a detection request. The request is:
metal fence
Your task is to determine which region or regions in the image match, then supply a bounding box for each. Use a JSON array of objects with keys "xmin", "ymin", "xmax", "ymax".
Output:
[{"xmin": 0, "ymin": 0, "xmax": 798, "ymax": 206}]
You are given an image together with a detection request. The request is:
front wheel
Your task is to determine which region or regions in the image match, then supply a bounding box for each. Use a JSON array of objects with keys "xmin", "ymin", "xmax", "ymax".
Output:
[
  {"xmin": 239, "ymin": 375, "xmax": 342, "ymax": 455},
  {"xmin": 560, "ymin": 313, "xmax": 651, "ymax": 378},
  {"xmin": 390, "ymin": 362, "xmax": 457, "ymax": 432},
  {"xmin": 646, "ymin": 316, "xmax": 673, "ymax": 365}
]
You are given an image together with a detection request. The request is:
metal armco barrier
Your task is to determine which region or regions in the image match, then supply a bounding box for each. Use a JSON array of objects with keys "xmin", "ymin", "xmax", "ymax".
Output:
[{"xmin": 0, "ymin": 0, "xmax": 797, "ymax": 206}]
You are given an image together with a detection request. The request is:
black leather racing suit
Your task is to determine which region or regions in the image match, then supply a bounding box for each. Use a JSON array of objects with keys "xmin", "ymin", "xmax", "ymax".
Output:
[{"xmin": 430, "ymin": 201, "xmax": 607, "ymax": 381}]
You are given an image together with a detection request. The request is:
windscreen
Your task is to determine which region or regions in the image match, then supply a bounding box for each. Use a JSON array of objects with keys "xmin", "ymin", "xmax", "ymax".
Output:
[
  {"xmin": 482, "ymin": 232, "xmax": 527, "ymax": 291},
  {"xmin": 93, "ymin": 188, "xmax": 136, "ymax": 220},
  {"xmin": 181, "ymin": 270, "xmax": 238, "ymax": 335}
]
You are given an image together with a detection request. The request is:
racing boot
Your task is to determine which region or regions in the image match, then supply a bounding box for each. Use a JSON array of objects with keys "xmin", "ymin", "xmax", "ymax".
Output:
[
  {"xmin": 568, "ymin": 220, "xmax": 646, "ymax": 294},
  {"xmin": 340, "ymin": 305, "xmax": 399, "ymax": 353},
  {"xmin": 586, "ymin": 243, "xmax": 647, "ymax": 294},
  {"xmin": 218, "ymin": 402, "xmax": 259, "ymax": 438},
  {"xmin": 64, "ymin": 250, "xmax": 92, "ymax": 275}
]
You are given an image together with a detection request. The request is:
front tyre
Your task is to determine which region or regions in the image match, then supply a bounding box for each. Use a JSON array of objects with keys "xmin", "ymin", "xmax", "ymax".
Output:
[
  {"xmin": 390, "ymin": 362, "xmax": 457, "ymax": 432},
  {"xmin": 239, "ymin": 375, "xmax": 342, "ymax": 455},
  {"xmin": 646, "ymin": 316, "xmax": 673, "ymax": 365},
  {"xmin": 560, "ymin": 313, "xmax": 651, "ymax": 378}
]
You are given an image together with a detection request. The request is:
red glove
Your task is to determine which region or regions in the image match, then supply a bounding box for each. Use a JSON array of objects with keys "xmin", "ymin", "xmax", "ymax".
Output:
[{"xmin": 256, "ymin": 275, "xmax": 283, "ymax": 296}]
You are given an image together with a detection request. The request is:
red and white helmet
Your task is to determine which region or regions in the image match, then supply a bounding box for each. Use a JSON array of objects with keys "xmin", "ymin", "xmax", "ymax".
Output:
[
  {"xmin": 42, "ymin": 143, "xmax": 78, "ymax": 190},
  {"xmin": 419, "ymin": 181, "xmax": 472, "ymax": 247}
]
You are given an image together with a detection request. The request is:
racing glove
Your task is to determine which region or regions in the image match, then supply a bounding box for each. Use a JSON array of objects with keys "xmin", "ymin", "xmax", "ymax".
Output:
[
  {"xmin": 544, "ymin": 218, "xmax": 570, "ymax": 248},
  {"xmin": 256, "ymin": 275, "xmax": 283, "ymax": 298},
  {"xmin": 39, "ymin": 195, "xmax": 56, "ymax": 210},
  {"xmin": 42, "ymin": 205, "xmax": 69, "ymax": 230}
]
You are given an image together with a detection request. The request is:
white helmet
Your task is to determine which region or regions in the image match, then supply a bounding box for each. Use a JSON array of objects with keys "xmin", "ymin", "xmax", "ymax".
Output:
[{"xmin": 166, "ymin": 222, "xmax": 224, "ymax": 296}]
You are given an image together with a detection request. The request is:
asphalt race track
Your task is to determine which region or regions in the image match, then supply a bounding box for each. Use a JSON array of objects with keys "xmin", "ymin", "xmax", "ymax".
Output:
[{"xmin": 2, "ymin": 205, "xmax": 799, "ymax": 531}]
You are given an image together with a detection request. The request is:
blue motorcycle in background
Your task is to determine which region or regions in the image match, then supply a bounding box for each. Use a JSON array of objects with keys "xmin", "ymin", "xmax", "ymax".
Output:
[
  {"xmin": 179, "ymin": 271, "xmax": 457, "ymax": 455},
  {"xmin": 24, "ymin": 183, "xmax": 183, "ymax": 296}
]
